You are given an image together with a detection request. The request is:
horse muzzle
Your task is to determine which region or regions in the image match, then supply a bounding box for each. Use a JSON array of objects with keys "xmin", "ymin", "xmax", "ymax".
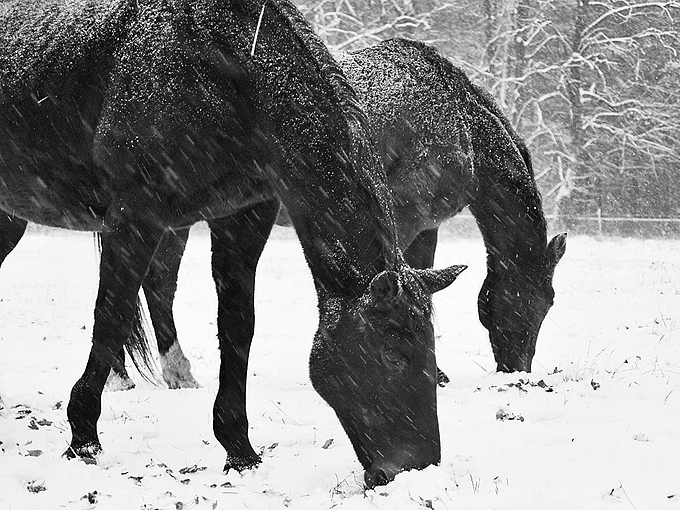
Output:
[{"xmin": 363, "ymin": 444, "xmax": 439, "ymax": 488}]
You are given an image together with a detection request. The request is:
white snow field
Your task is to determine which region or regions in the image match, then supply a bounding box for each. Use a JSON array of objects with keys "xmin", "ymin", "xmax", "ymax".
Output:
[{"xmin": 0, "ymin": 224, "xmax": 678, "ymax": 510}]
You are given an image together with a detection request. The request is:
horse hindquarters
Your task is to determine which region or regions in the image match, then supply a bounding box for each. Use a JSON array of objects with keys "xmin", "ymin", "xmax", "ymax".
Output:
[{"xmin": 209, "ymin": 199, "xmax": 279, "ymax": 473}]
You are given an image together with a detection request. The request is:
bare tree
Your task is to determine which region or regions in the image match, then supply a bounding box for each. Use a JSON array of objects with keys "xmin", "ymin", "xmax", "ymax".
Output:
[
  {"xmin": 563, "ymin": 1, "xmax": 680, "ymax": 223},
  {"xmin": 464, "ymin": 0, "xmax": 680, "ymax": 225},
  {"xmin": 297, "ymin": 0, "xmax": 453, "ymax": 51},
  {"xmin": 295, "ymin": 0, "xmax": 680, "ymax": 227}
]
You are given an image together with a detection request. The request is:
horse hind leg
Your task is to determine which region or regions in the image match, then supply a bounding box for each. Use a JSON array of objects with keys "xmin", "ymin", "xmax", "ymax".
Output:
[
  {"xmin": 209, "ymin": 199, "xmax": 278, "ymax": 473},
  {"xmin": 105, "ymin": 346, "xmax": 136, "ymax": 391},
  {"xmin": 403, "ymin": 228, "xmax": 450, "ymax": 386},
  {"xmin": 142, "ymin": 227, "xmax": 199, "ymax": 389},
  {"xmin": 87, "ymin": 230, "xmax": 138, "ymax": 392},
  {"xmin": 104, "ymin": 227, "xmax": 196, "ymax": 390}
]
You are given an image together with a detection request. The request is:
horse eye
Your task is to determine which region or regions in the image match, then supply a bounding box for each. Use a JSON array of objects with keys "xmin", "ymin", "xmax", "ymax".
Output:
[{"xmin": 382, "ymin": 350, "xmax": 406, "ymax": 371}]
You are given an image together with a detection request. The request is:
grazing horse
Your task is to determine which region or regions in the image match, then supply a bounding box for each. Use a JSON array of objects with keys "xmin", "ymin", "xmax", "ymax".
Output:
[
  {"xmin": 0, "ymin": 0, "xmax": 464, "ymax": 487},
  {"xmin": 339, "ymin": 38, "xmax": 567, "ymax": 372}
]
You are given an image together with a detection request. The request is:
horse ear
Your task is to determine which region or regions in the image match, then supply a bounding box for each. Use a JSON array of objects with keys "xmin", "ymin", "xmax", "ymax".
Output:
[
  {"xmin": 369, "ymin": 271, "xmax": 402, "ymax": 307},
  {"xmin": 415, "ymin": 264, "xmax": 467, "ymax": 295},
  {"xmin": 547, "ymin": 233, "xmax": 567, "ymax": 266}
]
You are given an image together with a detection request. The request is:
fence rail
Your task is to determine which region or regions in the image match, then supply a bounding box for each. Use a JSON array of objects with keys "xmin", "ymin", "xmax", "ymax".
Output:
[
  {"xmin": 449, "ymin": 213, "xmax": 680, "ymax": 223},
  {"xmin": 443, "ymin": 210, "xmax": 680, "ymax": 237}
]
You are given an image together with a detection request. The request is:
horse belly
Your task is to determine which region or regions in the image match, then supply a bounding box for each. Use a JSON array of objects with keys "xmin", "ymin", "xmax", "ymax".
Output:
[{"xmin": 0, "ymin": 92, "xmax": 111, "ymax": 230}]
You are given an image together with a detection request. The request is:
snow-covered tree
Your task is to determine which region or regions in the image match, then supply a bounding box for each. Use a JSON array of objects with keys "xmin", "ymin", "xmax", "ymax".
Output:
[{"xmin": 296, "ymin": 0, "xmax": 680, "ymax": 229}]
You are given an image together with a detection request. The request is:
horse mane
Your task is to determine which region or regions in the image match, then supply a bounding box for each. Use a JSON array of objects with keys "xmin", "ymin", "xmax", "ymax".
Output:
[
  {"xmin": 268, "ymin": 0, "xmax": 363, "ymax": 128},
  {"xmin": 468, "ymin": 81, "xmax": 534, "ymax": 173},
  {"xmin": 257, "ymin": 0, "xmax": 398, "ymax": 263}
]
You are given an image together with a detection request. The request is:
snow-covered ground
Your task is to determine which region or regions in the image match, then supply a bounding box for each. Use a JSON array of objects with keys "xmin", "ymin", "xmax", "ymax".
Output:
[{"xmin": 1, "ymin": 224, "xmax": 678, "ymax": 510}]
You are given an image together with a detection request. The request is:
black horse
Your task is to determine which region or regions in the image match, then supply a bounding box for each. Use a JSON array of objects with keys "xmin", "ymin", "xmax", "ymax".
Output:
[
  {"xmin": 340, "ymin": 39, "xmax": 567, "ymax": 372},
  {"xmin": 0, "ymin": 0, "xmax": 464, "ymax": 487}
]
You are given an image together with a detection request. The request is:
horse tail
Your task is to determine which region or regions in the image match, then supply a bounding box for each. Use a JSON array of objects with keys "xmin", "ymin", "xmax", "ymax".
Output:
[
  {"xmin": 125, "ymin": 299, "xmax": 157, "ymax": 383},
  {"xmin": 93, "ymin": 233, "xmax": 157, "ymax": 382}
]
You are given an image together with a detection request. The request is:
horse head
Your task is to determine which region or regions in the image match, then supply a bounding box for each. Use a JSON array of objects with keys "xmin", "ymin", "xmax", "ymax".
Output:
[
  {"xmin": 309, "ymin": 264, "xmax": 466, "ymax": 487},
  {"xmin": 478, "ymin": 233, "xmax": 566, "ymax": 372}
]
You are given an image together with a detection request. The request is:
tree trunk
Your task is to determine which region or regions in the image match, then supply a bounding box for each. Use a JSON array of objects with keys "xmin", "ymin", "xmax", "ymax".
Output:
[{"xmin": 561, "ymin": 0, "xmax": 591, "ymax": 225}]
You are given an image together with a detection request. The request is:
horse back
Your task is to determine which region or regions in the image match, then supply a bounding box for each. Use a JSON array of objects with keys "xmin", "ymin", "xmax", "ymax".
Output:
[
  {"xmin": 1, "ymin": 0, "xmax": 135, "ymax": 103},
  {"xmin": 0, "ymin": 0, "xmax": 136, "ymax": 227}
]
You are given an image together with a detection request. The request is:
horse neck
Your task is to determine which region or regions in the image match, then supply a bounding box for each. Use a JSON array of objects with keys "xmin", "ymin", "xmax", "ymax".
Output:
[
  {"xmin": 470, "ymin": 154, "xmax": 549, "ymax": 277},
  {"xmin": 195, "ymin": 0, "xmax": 399, "ymax": 297},
  {"xmin": 282, "ymin": 133, "xmax": 399, "ymax": 299},
  {"xmin": 237, "ymin": 0, "xmax": 398, "ymax": 298}
]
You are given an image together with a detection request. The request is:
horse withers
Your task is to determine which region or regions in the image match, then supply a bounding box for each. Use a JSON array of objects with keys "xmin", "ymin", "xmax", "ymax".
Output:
[{"xmin": 0, "ymin": 0, "xmax": 463, "ymax": 487}]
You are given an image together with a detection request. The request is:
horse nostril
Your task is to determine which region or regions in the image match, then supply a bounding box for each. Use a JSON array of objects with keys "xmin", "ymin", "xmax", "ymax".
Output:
[{"xmin": 364, "ymin": 466, "xmax": 390, "ymax": 489}]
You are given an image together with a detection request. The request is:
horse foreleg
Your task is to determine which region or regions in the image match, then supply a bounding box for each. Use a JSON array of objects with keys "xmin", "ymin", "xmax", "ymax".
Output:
[
  {"xmin": 142, "ymin": 227, "xmax": 199, "ymax": 389},
  {"xmin": 403, "ymin": 229, "xmax": 450, "ymax": 385},
  {"xmin": 209, "ymin": 199, "xmax": 278, "ymax": 473},
  {"xmin": 65, "ymin": 199, "xmax": 164, "ymax": 460}
]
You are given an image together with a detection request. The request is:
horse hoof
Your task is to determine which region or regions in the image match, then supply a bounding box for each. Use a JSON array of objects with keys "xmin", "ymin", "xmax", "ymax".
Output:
[
  {"xmin": 163, "ymin": 373, "xmax": 201, "ymax": 390},
  {"xmin": 223, "ymin": 453, "xmax": 261, "ymax": 474},
  {"xmin": 63, "ymin": 441, "xmax": 102, "ymax": 464},
  {"xmin": 160, "ymin": 345, "xmax": 200, "ymax": 389},
  {"xmin": 437, "ymin": 368, "xmax": 450, "ymax": 387},
  {"xmin": 105, "ymin": 371, "xmax": 136, "ymax": 392}
]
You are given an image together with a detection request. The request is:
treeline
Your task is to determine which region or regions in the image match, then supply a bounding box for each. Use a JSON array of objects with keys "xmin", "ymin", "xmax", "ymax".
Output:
[{"xmin": 295, "ymin": 0, "xmax": 680, "ymax": 233}]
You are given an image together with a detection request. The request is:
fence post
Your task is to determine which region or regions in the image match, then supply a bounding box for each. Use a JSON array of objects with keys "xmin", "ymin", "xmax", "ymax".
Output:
[{"xmin": 596, "ymin": 208, "xmax": 603, "ymax": 236}]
